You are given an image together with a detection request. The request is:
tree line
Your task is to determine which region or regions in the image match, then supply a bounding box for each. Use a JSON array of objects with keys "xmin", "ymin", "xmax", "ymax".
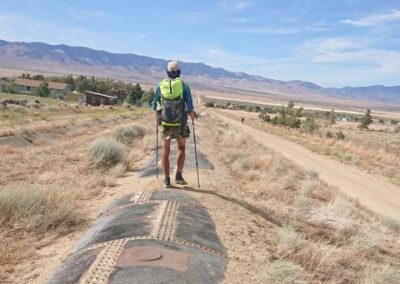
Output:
[{"xmin": 4, "ymin": 73, "xmax": 155, "ymax": 106}]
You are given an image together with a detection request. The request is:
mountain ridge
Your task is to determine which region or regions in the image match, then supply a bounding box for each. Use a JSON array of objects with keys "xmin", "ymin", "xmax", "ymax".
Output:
[{"xmin": 0, "ymin": 39, "xmax": 399, "ymax": 104}]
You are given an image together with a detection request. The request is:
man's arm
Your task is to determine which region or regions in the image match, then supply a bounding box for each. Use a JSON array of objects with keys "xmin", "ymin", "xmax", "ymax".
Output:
[
  {"xmin": 183, "ymin": 84, "xmax": 194, "ymax": 113},
  {"xmin": 151, "ymin": 86, "xmax": 161, "ymax": 111},
  {"xmin": 183, "ymin": 84, "xmax": 198, "ymax": 120}
]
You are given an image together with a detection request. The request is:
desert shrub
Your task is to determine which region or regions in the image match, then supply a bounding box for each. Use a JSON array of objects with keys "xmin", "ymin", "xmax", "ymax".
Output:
[
  {"xmin": 336, "ymin": 151, "xmax": 352, "ymax": 162},
  {"xmin": 380, "ymin": 216, "xmax": 400, "ymax": 231},
  {"xmin": 269, "ymin": 102, "xmax": 301, "ymax": 128},
  {"xmin": 364, "ymin": 263, "xmax": 400, "ymax": 284},
  {"xmin": 336, "ymin": 131, "xmax": 345, "ymax": 140},
  {"xmin": 89, "ymin": 138, "xmax": 124, "ymax": 168},
  {"xmin": 113, "ymin": 125, "xmax": 146, "ymax": 145},
  {"xmin": 205, "ymin": 102, "xmax": 215, "ymax": 107},
  {"xmin": 390, "ymin": 119, "xmax": 399, "ymax": 125},
  {"xmin": 326, "ymin": 131, "xmax": 333, "ymax": 138},
  {"xmin": 307, "ymin": 170, "xmax": 319, "ymax": 179},
  {"xmin": 232, "ymin": 156, "xmax": 254, "ymax": 171},
  {"xmin": 259, "ymin": 112, "xmax": 271, "ymax": 122},
  {"xmin": 248, "ymin": 169, "xmax": 262, "ymax": 180},
  {"xmin": 302, "ymin": 118, "xmax": 319, "ymax": 133},
  {"xmin": 277, "ymin": 222, "xmax": 304, "ymax": 248},
  {"xmin": 261, "ymin": 260, "xmax": 308, "ymax": 283},
  {"xmin": 0, "ymin": 184, "xmax": 81, "ymax": 232},
  {"xmin": 225, "ymin": 148, "xmax": 245, "ymax": 163}
]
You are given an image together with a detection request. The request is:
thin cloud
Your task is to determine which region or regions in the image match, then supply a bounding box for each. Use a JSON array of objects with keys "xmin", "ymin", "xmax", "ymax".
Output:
[
  {"xmin": 231, "ymin": 27, "xmax": 299, "ymax": 34},
  {"xmin": 340, "ymin": 9, "xmax": 400, "ymax": 26},
  {"xmin": 299, "ymin": 37, "xmax": 400, "ymax": 74}
]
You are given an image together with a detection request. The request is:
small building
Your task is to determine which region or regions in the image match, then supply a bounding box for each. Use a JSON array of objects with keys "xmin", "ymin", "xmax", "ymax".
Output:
[
  {"xmin": 66, "ymin": 90, "xmax": 86, "ymax": 103},
  {"xmin": 85, "ymin": 91, "xmax": 118, "ymax": 106},
  {"xmin": 14, "ymin": 78, "xmax": 71, "ymax": 97}
]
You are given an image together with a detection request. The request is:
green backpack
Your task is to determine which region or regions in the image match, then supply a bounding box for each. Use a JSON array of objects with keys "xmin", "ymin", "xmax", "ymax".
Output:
[{"xmin": 159, "ymin": 78, "xmax": 184, "ymax": 127}]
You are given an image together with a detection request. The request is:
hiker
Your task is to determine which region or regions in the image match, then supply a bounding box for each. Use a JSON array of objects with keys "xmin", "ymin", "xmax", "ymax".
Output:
[
  {"xmin": 241, "ymin": 117, "xmax": 245, "ymax": 124},
  {"xmin": 152, "ymin": 60, "xmax": 198, "ymax": 188}
]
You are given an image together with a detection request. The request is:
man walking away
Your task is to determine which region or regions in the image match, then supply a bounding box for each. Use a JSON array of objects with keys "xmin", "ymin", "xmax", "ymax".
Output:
[{"xmin": 152, "ymin": 61, "xmax": 197, "ymax": 188}]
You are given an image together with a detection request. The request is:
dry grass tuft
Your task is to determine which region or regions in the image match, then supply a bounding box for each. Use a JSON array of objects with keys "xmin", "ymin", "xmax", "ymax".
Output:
[
  {"xmin": 113, "ymin": 125, "xmax": 146, "ymax": 145},
  {"xmin": 273, "ymin": 158, "xmax": 287, "ymax": 175},
  {"xmin": 295, "ymin": 194, "xmax": 310, "ymax": 208},
  {"xmin": 364, "ymin": 263, "xmax": 400, "ymax": 284},
  {"xmin": 261, "ymin": 260, "xmax": 309, "ymax": 283},
  {"xmin": 88, "ymin": 138, "xmax": 124, "ymax": 168},
  {"xmin": 300, "ymin": 178, "xmax": 318, "ymax": 195},
  {"xmin": 351, "ymin": 229, "xmax": 381, "ymax": 252},
  {"xmin": 0, "ymin": 184, "xmax": 82, "ymax": 233},
  {"xmin": 110, "ymin": 163, "xmax": 127, "ymax": 178},
  {"xmin": 330, "ymin": 195, "xmax": 357, "ymax": 219},
  {"xmin": 380, "ymin": 216, "xmax": 400, "ymax": 231},
  {"xmin": 277, "ymin": 222, "xmax": 305, "ymax": 249}
]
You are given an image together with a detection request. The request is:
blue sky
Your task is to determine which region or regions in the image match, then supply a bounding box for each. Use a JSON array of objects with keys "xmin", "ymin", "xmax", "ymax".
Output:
[{"xmin": 0, "ymin": 0, "xmax": 399, "ymax": 87}]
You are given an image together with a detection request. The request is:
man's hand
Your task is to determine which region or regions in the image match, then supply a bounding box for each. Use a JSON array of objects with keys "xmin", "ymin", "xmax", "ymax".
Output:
[{"xmin": 189, "ymin": 111, "xmax": 198, "ymax": 120}]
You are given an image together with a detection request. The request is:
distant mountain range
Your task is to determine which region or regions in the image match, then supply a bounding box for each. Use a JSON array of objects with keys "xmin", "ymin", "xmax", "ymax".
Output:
[{"xmin": 0, "ymin": 39, "xmax": 399, "ymax": 105}]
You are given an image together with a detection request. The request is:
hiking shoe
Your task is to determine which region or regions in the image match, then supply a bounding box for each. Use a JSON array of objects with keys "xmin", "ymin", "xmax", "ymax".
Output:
[
  {"xmin": 175, "ymin": 172, "xmax": 188, "ymax": 185},
  {"xmin": 164, "ymin": 177, "xmax": 171, "ymax": 189}
]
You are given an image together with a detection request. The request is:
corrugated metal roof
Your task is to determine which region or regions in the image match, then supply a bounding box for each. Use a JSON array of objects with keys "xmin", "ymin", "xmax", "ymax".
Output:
[
  {"xmin": 85, "ymin": 91, "xmax": 118, "ymax": 99},
  {"xmin": 15, "ymin": 78, "xmax": 69, "ymax": 90}
]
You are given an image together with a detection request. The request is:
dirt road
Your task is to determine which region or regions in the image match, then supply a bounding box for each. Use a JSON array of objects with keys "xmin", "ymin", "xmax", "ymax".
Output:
[{"xmin": 213, "ymin": 110, "xmax": 400, "ymax": 220}]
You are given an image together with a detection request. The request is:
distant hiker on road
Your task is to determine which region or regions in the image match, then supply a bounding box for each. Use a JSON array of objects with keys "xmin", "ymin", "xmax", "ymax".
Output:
[{"xmin": 152, "ymin": 61, "xmax": 198, "ymax": 188}]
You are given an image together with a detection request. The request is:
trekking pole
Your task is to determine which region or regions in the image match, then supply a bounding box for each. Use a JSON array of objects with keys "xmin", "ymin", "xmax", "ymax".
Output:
[
  {"xmin": 192, "ymin": 119, "xmax": 200, "ymax": 189},
  {"xmin": 156, "ymin": 115, "xmax": 159, "ymax": 179}
]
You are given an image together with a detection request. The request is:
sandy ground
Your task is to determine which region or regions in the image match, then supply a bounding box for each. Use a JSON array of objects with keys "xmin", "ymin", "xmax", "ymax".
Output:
[{"xmin": 212, "ymin": 110, "xmax": 400, "ymax": 221}]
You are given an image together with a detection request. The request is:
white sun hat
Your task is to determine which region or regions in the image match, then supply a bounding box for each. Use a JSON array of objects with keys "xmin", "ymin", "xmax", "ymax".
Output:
[{"xmin": 167, "ymin": 60, "xmax": 180, "ymax": 72}]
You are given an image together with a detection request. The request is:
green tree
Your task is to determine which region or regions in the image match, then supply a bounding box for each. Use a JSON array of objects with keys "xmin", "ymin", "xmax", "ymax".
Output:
[
  {"xmin": 259, "ymin": 112, "xmax": 270, "ymax": 122},
  {"xmin": 4, "ymin": 80, "xmax": 16, "ymax": 93},
  {"xmin": 295, "ymin": 106, "xmax": 303, "ymax": 118},
  {"xmin": 358, "ymin": 109, "xmax": 373, "ymax": 130},
  {"xmin": 36, "ymin": 81, "xmax": 50, "ymax": 97},
  {"xmin": 75, "ymin": 75, "xmax": 90, "ymax": 92},
  {"xmin": 265, "ymin": 101, "xmax": 300, "ymax": 128},
  {"xmin": 64, "ymin": 75, "xmax": 75, "ymax": 90},
  {"xmin": 302, "ymin": 117, "xmax": 319, "ymax": 133},
  {"xmin": 328, "ymin": 109, "xmax": 336, "ymax": 125},
  {"xmin": 21, "ymin": 73, "xmax": 31, "ymax": 79},
  {"xmin": 140, "ymin": 88, "xmax": 155, "ymax": 106},
  {"xmin": 32, "ymin": 74, "xmax": 44, "ymax": 80},
  {"xmin": 127, "ymin": 83, "xmax": 144, "ymax": 105}
]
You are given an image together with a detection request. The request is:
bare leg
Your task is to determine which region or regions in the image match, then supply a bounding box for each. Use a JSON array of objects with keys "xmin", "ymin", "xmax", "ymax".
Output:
[
  {"xmin": 162, "ymin": 138, "xmax": 171, "ymax": 178},
  {"xmin": 177, "ymin": 138, "xmax": 186, "ymax": 173}
]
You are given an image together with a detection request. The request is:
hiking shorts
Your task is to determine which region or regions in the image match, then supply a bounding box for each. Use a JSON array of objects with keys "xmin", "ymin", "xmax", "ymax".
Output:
[{"xmin": 162, "ymin": 124, "xmax": 190, "ymax": 140}]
